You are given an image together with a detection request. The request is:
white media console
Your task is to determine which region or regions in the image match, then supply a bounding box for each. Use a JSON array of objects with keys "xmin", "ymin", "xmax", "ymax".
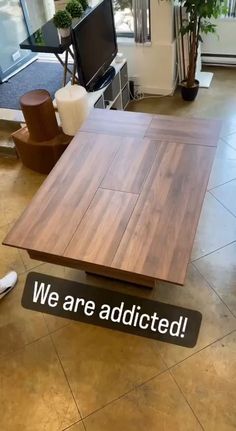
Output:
[{"xmin": 87, "ymin": 59, "xmax": 130, "ymax": 111}]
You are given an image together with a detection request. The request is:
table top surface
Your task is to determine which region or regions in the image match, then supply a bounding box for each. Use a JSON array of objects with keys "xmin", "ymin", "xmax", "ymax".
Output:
[
  {"xmin": 20, "ymin": 19, "xmax": 71, "ymax": 54},
  {"xmin": 4, "ymin": 109, "xmax": 221, "ymax": 285}
]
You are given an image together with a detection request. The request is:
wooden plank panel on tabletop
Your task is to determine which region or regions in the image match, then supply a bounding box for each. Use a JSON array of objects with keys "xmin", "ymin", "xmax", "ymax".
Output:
[
  {"xmin": 64, "ymin": 188, "xmax": 138, "ymax": 266},
  {"xmin": 145, "ymin": 115, "xmax": 221, "ymax": 146},
  {"xmin": 3, "ymin": 132, "xmax": 121, "ymax": 255},
  {"xmin": 101, "ymin": 137, "xmax": 159, "ymax": 193},
  {"xmin": 112, "ymin": 142, "xmax": 216, "ymax": 285},
  {"xmin": 80, "ymin": 108, "xmax": 153, "ymax": 137}
]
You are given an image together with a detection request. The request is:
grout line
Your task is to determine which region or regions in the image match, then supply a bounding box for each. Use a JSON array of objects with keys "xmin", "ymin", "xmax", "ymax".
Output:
[
  {"xmin": 208, "ymin": 176, "xmax": 236, "ymax": 192},
  {"xmin": 62, "ymin": 419, "xmax": 87, "ymax": 431},
  {"xmin": 75, "ymin": 330, "xmax": 236, "ymax": 422},
  {"xmin": 49, "ymin": 330, "xmax": 84, "ymax": 424},
  {"xmin": 80, "ymin": 368, "xmax": 168, "ymax": 421},
  {"xmin": 0, "ymin": 331, "xmax": 50, "ymax": 362},
  {"xmin": 77, "ymin": 326, "xmax": 236, "ymax": 423},
  {"xmin": 209, "ymin": 190, "xmax": 236, "ymax": 219},
  {"xmin": 82, "ymin": 420, "xmax": 87, "ymax": 431},
  {"xmin": 191, "ymin": 240, "xmax": 236, "ymax": 263},
  {"xmin": 192, "ymin": 263, "xmax": 236, "ymax": 319},
  {"xmin": 220, "ymin": 134, "xmax": 236, "ymax": 145},
  {"xmin": 1, "ymin": 295, "xmax": 236, "ymax": 425},
  {"xmin": 42, "ymin": 311, "xmax": 72, "ymax": 334},
  {"xmin": 62, "ymin": 419, "xmax": 85, "ymax": 431},
  {"xmin": 0, "ymin": 319, "xmax": 72, "ymax": 362},
  {"xmin": 170, "ymin": 370, "xmax": 205, "ymax": 430},
  {"xmin": 168, "ymin": 328, "xmax": 236, "ymax": 372},
  {"xmin": 20, "ymin": 254, "xmax": 45, "ymax": 274}
]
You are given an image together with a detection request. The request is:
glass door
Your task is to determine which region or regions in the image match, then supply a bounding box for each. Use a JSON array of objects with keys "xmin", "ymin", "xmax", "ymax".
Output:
[
  {"xmin": 21, "ymin": 0, "xmax": 55, "ymax": 34},
  {"xmin": 0, "ymin": 0, "xmax": 36, "ymax": 82}
]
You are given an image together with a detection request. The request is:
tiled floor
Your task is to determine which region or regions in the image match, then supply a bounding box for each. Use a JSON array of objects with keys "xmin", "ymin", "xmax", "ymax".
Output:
[{"xmin": 0, "ymin": 67, "xmax": 236, "ymax": 430}]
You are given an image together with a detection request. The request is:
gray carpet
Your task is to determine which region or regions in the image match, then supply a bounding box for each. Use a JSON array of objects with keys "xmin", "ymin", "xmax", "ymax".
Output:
[{"xmin": 0, "ymin": 60, "xmax": 69, "ymax": 109}]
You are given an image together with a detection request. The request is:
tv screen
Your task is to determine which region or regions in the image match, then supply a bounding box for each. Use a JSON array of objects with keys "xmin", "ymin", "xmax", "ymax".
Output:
[{"xmin": 72, "ymin": 0, "xmax": 117, "ymax": 91}]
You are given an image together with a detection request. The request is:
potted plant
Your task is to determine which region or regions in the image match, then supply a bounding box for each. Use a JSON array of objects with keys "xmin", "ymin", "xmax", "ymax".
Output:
[
  {"xmin": 80, "ymin": 0, "xmax": 89, "ymax": 11},
  {"xmin": 66, "ymin": 0, "xmax": 83, "ymax": 21},
  {"xmin": 175, "ymin": 0, "xmax": 227, "ymax": 101},
  {"xmin": 53, "ymin": 10, "xmax": 72, "ymax": 38}
]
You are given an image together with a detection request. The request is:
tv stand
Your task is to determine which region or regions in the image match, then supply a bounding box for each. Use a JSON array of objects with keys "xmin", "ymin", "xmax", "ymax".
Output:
[
  {"xmin": 90, "ymin": 66, "xmax": 116, "ymax": 92},
  {"xmin": 87, "ymin": 59, "xmax": 130, "ymax": 111}
]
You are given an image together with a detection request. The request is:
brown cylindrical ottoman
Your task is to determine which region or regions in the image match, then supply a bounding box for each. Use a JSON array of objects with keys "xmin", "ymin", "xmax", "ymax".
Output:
[
  {"xmin": 12, "ymin": 126, "xmax": 71, "ymax": 175},
  {"xmin": 20, "ymin": 89, "xmax": 59, "ymax": 142},
  {"xmin": 13, "ymin": 89, "xmax": 72, "ymax": 174}
]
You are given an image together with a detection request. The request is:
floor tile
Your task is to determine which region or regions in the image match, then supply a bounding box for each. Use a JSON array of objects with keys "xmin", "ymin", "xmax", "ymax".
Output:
[
  {"xmin": 0, "ymin": 223, "xmax": 25, "ymax": 276},
  {"xmin": 19, "ymin": 249, "xmax": 43, "ymax": 271},
  {"xmin": 0, "ymin": 162, "xmax": 45, "ymax": 224},
  {"xmin": 0, "ymin": 272, "xmax": 48, "ymax": 358},
  {"xmin": 151, "ymin": 264, "xmax": 236, "ymax": 367},
  {"xmin": 220, "ymin": 122, "xmax": 236, "ymax": 138},
  {"xmin": 0, "ymin": 336, "xmax": 80, "ymax": 431},
  {"xmin": 208, "ymin": 140, "xmax": 236, "ymax": 189},
  {"xmin": 223, "ymin": 132, "xmax": 236, "ymax": 150},
  {"xmin": 172, "ymin": 331, "xmax": 236, "ymax": 431},
  {"xmin": 84, "ymin": 371, "xmax": 202, "ymax": 431},
  {"xmin": 52, "ymin": 323, "xmax": 166, "ymax": 417},
  {"xmin": 211, "ymin": 179, "xmax": 236, "ymax": 216},
  {"xmin": 0, "ymin": 120, "xmax": 19, "ymax": 139},
  {"xmin": 191, "ymin": 192, "xmax": 236, "ymax": 261},
  {"xmin": 64, "ymin": 264, "xmax": 236, "ymax": 369},
  {"xmin": 32, "ymin": 263, "xmax": 71, "ymax": 333},
  {"xmin": 194, "ymin": 242, "xmax": 236, "ymax": 316},
  {"xmin": 66, "ymin": 422, "xmax": 85, "ymax": 431}
]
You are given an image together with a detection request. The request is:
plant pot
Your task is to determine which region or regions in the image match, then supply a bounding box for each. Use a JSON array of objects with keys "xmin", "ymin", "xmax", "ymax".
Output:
[
  {"xmin": 58, "ymin": 27, "xmax": 71, "ymax": 38},
  {"xmin": 180, "ymin": 80, "xmax": 199, "ymax": 101}
]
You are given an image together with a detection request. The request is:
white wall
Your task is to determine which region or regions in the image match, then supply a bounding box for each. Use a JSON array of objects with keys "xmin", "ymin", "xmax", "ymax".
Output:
[
  {"xmin": 202, "ymin": 18, "xmax": 236, "ymax": 64},
  {"xmin": 118, "ymin": 0, "xmax": 176, "ymax": 95}
]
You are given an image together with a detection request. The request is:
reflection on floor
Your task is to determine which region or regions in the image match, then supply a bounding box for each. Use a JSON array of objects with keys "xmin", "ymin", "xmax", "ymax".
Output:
[{"xmin": 0, "ymin": 66, "xmax": 236, "ymax": 431}]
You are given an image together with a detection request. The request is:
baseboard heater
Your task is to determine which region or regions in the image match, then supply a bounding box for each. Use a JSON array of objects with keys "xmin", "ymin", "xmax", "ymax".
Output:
[{"xmin": 202, "ymin": 53, "xmax": 236, "ymax": 66}]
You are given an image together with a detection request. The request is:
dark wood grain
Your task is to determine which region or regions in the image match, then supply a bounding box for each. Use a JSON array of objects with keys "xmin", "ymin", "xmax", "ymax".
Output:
[
  {"xmin": 4, "ymin": 132, "xmax": 121, "ymax": 254},
  {"xmin": 145, "ymin": 115, "xmax": 221, "ymax": 146},
  {"xmin": 65, "ymin": 188, "xmax": 138, "ymax": 265},
  {"xmin": 80, "ymin": 108, "xmax": 153, "ymax": 137},
  {"xmin": 27, "ymin": 251, "xmax": 156, "ymax": 287},
  {"xmin": 112, "ymin": 142, "xmax": 216, "ymax": 284},
  {"xmin": 101, "ymin": 137, "xmax": 158, "ymax": 193},
  {"xmin": 3, "ymin": 109, "xmax": 221, "ymax": 287}
]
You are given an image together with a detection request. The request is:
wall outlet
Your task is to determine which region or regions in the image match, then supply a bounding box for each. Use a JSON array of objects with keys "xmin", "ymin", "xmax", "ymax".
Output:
[{"xmin": 12, "ymin": 50, "xmax": 21, "ymax": 62}]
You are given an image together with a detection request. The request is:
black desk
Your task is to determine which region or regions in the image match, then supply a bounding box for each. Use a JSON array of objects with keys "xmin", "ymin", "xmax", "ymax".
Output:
[
  {"xmin": 20, "ymin": 19, "xmax": 71, "ymax": 54},
  {"xmin": 20, "ymin": 19, "xmax": 78, "ymax": 85}
]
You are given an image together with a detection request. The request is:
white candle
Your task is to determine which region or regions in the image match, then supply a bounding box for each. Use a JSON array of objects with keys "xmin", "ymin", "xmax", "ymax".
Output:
[{"xmin": 55, "ymin": 85, "xmax": 89, "ymax": 136}]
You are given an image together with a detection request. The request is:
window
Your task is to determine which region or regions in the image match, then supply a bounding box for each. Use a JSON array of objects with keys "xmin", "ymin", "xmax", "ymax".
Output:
[
  {"xmin": 225, "ymin": 0, "xmax": 236, "ymax": 17},
  {"xmin": 113, "ymin": 0, "xmax": 134, "ymax": 36},
  {"xmin": 113, "ymin": 0, "xmax": 151, "ymax": 40}
]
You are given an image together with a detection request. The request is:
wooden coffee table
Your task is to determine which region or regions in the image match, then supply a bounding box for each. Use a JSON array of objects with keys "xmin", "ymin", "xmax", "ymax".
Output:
[{"xmin": 3, "ymin": 109, "xmax": 221, "ymax": 287}]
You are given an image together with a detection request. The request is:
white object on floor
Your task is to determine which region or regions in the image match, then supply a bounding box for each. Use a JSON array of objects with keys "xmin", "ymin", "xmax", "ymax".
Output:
[
  {"xmin": 55, "ymin": 85, "xmax": 89, "ymax": 136},
  {"xmin": 0, "ymin": 271, "xmax": 18, "ymax": 300},
  {"xmin": 196, "ymin": 71, "xmax": 214, "ymax": 88}
]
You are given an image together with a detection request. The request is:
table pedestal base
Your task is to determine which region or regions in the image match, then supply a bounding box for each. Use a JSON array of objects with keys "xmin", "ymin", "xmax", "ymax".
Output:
[{"xmin": 28, "ymin": 251, "xmax": 155, "ymax": 288}]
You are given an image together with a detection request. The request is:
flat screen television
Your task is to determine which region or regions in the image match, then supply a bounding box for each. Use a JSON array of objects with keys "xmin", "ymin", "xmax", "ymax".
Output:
[{"xmin": 72, "ymin": 0, "xmax": 118, "ymax": 92}]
